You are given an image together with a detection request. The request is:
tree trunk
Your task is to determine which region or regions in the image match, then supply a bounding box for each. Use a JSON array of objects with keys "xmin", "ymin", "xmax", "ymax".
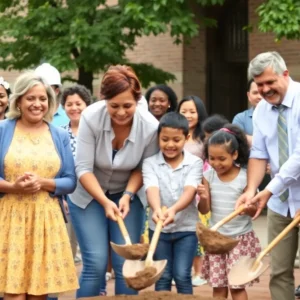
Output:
[{"xmin": 78, "ymin": 67, "xmax": 94, "ymax": 94}]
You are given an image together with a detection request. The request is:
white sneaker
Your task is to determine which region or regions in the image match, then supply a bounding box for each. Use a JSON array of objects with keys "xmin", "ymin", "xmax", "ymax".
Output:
[{"xmin": 192, "ymin": 275, "xmax": 207, "ymax": 286}]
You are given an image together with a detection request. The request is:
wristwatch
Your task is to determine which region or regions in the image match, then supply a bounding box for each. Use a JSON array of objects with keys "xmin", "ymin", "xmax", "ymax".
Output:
[{"xmin": 122, "ymin": 191, "xmax": 135, "ymax": 201}]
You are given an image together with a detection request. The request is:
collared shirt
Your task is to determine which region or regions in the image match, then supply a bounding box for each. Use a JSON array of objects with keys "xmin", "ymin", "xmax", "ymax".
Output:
[
  {"xmin": 69, "ymin": 100, "xmax": 159, "ymax": 208},
  {"xmin": 52, "ymin": 104, "xmax": 70, "ymax": 127},
  {"xmin": 232, "ymin": 107, "xmax": 254, "ymax": 135},
  {"xmin": 61, "ymin": 123, "xmax": 76, "ymax": 158},
  {"xmin": 251, "ymin": 78, "xmax": 300, "ymax": 217},
  {"xmin": 142, "ymin": 150, "xmax": 203, "ymax": 233}
]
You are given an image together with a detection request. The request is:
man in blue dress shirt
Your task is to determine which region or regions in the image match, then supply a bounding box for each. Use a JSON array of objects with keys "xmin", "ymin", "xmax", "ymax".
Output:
[
  {"xmin": 233, "ymin": 79, "xmax": 270, "ymax": 191},
  {"xmin": 232, "ymin": 79, "xmax": 262, "ymax": 145},
  {"xmin": 236, "ymin": 51, "xmax": 300, "ymax": 300}
]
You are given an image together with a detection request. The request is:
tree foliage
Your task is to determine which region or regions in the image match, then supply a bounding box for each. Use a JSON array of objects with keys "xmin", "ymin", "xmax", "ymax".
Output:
[
  {"xmin": 0, "ymin": 0, "xmax": 297, "ymax": 92},
  {"xmin": 0, "ymin": 0, "xmax": 218, "ymax": 91},
  {"xmin": 257, "ymin": 0, "xmax": 300, "ymax": 40}
]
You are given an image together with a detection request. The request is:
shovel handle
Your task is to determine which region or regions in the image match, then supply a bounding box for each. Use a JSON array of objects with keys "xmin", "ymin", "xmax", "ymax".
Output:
[
  {"xmin": 211, "ymin": 205, "xmax": 245, "ymax": 231},
  {"xmin": 251, "ymin": 214, "xmax": 300, "ymax": 271},
  {"xmin": 116, "ymin": 215, "xmax": 132, "ymax": 245},
  {"xmin": 145, "ymin": 206, "xmax": 167, "ymax": 267}
]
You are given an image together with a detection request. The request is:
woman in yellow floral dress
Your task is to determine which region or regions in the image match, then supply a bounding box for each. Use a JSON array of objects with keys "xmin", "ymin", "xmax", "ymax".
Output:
[{"xmin": 0, "ymin": 72, "xmax": 78, "ymax": 300}]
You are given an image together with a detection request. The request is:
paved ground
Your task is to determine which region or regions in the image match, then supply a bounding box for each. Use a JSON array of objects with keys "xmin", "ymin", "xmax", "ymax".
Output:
[{"xmin": 61, "ymin": 215, "xmax": 300, "ymax": 299}]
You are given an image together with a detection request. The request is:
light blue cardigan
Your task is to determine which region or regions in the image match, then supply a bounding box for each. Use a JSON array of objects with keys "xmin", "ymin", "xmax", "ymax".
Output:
[{"xmin": 0, "ymin": 119, "xmax": 77, "ymax": 203}]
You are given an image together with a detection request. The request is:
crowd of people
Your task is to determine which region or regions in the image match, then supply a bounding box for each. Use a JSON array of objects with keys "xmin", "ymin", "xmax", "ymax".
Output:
[{"xmin": 0, "ymin": 50, "xmax": 299, "ymax": 300}]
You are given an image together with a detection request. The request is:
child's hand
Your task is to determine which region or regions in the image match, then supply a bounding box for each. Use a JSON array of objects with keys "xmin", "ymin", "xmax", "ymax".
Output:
[
  {"xmin": 152, "ymin": 208, "xmax": 165, "ymax": 224},
  {"xmin": 162, "ymin": 207, "xmax": 176, "ymax": 227},
  {"xmin": 197, "ymin": 183, "xmax": 208, "ymax": 201}
]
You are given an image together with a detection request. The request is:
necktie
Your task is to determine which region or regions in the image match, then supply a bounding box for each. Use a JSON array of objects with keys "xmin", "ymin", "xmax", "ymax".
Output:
[{"xmin": 277, "ymin": 104, "xmax": 289, "ymax": 201}]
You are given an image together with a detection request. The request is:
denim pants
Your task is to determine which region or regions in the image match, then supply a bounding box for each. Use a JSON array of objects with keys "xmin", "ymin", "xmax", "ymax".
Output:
[
  {"xmin": 68, "ymin": 193, "xmax": 144, "ymax": 297},
  {"xmin": 149, "ymin": 230, "xmax": 197, "ymax": 294}
]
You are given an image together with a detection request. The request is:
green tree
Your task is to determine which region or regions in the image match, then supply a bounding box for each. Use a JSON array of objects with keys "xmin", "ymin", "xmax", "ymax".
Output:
[
  {"xmin": 0, "ymin": 0, "xmax": 222, "ymax": 92},
  {"xmin": 257, "ymin": 0, "xmax": 300, "ymax": 40},
  {"xmin": 2, "ymin": 0, "xmax": 292, "ymax": 92}
]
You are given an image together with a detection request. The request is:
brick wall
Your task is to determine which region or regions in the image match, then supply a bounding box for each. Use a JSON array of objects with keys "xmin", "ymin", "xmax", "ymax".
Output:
[
  {"xmin": 126, "ymin": 33, "xmax": 183, "ymax": 99},
  {"xmin": 183, "ymin": 28, "xmax": 206, "ymax": 103},
  {"xmin": 4, "ymin": 0, "xmax": 300, "ymax": 100},
  {"xmin": 249, "ymin": 0, "xmax": 300, "ymax": 79}
]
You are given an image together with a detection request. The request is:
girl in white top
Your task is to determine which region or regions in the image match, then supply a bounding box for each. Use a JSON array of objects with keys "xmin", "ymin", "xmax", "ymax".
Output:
[{"xmin": 197, "ymin": 124, "xmax": 261, "ymax": 300}]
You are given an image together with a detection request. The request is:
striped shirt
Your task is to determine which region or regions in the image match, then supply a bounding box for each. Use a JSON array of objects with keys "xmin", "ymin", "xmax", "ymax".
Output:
[{"xmin": 204, "ymin": 168, "xmax": 252, "ymax": 237}]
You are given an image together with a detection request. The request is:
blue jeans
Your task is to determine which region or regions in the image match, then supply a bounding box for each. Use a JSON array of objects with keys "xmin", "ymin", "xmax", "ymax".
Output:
[
  {"xmin": 149, "ymin": 230, "xmax": 197, "ymax": 294},
  {"xmin": 68, "ymin": 193, "xmax": 144, "ymax": 297}
]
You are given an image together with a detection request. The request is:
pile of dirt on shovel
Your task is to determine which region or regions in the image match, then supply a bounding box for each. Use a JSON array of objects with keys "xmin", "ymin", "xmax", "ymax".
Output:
[
  {"xmin": 196, "ymin": 222, "xmax": 239, "ymax": 254},
  {"xmin": 122, "ymin": 243, "xmax": 149, "ymax": 259},
  {"xmin": 125, "ymin": 266, "xmax": 157, "ymax": 290},
  {"xmin": 79, "ymin": 291, "xmax": 226, "ymax": 300}
]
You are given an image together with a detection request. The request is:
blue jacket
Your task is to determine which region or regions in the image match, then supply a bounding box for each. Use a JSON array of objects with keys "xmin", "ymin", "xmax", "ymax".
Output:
[{"xmin": 0, "ymin": 119, "xmax": 77, "ymax": 201}]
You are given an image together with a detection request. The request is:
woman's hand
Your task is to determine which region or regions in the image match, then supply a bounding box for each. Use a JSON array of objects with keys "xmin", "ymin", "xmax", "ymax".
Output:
[
  {"xmin": 12, "ymin": 173, "xmax": 41, "ymax": 193},
  {"xmin": 24, "ymin": 172, "xmax": 56, "ymax": 192},
  {"xmin": 118, "ymin": 195, "xmax": 130, "ymax": 219},
  {"xmin": 103, "ymin": 200, "xmax": 121, "ymax": 221}
]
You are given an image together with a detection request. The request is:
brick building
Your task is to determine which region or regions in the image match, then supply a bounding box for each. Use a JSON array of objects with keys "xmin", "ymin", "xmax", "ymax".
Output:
[
  {"xmin": 127, "ymin": 0, "xmax": 300, "ymax": 120},
  {"xmin": 2, "ymin": 0, "xmax": 300, "ymax": 120}
]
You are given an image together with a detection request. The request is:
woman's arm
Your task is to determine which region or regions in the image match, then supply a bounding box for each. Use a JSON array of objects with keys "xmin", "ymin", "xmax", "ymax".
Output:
[
  {"xmin": 0, "ymin": 174, "xmax": 41, "ymax": 194},
  {"xmin": 79, "ymin": 172, "xmax": 121, "ymax": 221},
  {"xmin": 124, "ymin": 168, "xmax": 143, "ymax": 194},
  {"xmin": 118, "ymin": 168, "xmax": 143, "ymax": 218},
  {"xmin": 50, "ymin": 131, "xmax": 77, "ymax": 195}
]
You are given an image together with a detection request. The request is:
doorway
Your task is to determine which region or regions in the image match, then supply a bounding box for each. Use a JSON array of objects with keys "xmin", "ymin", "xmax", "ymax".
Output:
[{"xmin": 206, "ymin": 0, "xmax": 249, "ymax": 121}]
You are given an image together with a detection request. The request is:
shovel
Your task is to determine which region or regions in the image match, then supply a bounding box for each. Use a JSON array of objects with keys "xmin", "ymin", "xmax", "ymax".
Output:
[
  {"xmin": 123, "ymin": 207, "xmax": 168, "ymax": 290},
  {"xmin": 110, "ymin": 214, "xmax": 149, "ymax": 260},
  {"xmin": 196, "ymin": 204, "xmax": 246, "ymax": 254},
  {"xmin": 228, "ymin": 214, "xmax": 300, "ymax": 286}
]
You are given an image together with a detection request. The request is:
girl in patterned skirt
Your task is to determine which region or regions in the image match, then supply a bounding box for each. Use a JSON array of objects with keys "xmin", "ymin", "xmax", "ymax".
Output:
[{"xmin": 197, "ymin": 124, "xmax": 261, "ymax": 300}]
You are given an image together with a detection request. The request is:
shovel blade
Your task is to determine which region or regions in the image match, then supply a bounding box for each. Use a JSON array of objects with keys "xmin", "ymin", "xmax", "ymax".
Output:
[
  {"xmin": 110, "ymin": 242, "xmax": 148, "ymax": 260},
  {"xmin": 228, "ymin": 256, "xmax": 269, "ymax": 286},
  {"xmin": 123, "ymin": 259, "xmax": 167, "ymax": 290}
]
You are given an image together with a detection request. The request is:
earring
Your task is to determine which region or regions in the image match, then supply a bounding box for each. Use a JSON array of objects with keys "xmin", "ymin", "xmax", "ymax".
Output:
[{"xmin": 168, "ymin": 105, "xmax": 170, "ymax": 108}]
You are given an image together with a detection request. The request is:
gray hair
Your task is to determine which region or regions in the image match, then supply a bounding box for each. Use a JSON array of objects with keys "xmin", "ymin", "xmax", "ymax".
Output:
[
  {"xmin": 248, "ymin": 51, "xmax": 287, "ymax": 80},
  {"xmin": 6, "ymin": 71, "xmax": 56, "ymax": 122}
]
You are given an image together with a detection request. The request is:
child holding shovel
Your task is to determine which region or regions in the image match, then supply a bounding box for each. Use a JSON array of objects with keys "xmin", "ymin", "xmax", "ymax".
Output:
[
  {"xmin": 197, "ymin": 124, "xmax": 261, "ymax": 300},
  {"xmin": 142, "ymin": 112, "xmax": 203, "ymax": 294}
]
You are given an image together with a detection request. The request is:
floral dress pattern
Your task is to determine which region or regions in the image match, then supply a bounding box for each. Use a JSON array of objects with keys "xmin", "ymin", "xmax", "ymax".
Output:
[{"xmin": 0, "ymin": 127, "xmax": 78, "ymax": 295}]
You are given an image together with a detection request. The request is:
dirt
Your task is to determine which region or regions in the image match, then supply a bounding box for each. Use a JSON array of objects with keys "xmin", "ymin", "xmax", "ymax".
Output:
[
  {"xmin": 124, "ymin": 243, "xmax": 149, "ymax": 259},
  {"xmin": 125, "ymin": 266, "xmax": 157, "ymax": 290},
  {"xmin": 196, "ymin": 222, "xmax": 239, "ymax": 254},
  {"xmin": 79, "ymin": 291, "xmax": 226, "ymax": 300}
]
